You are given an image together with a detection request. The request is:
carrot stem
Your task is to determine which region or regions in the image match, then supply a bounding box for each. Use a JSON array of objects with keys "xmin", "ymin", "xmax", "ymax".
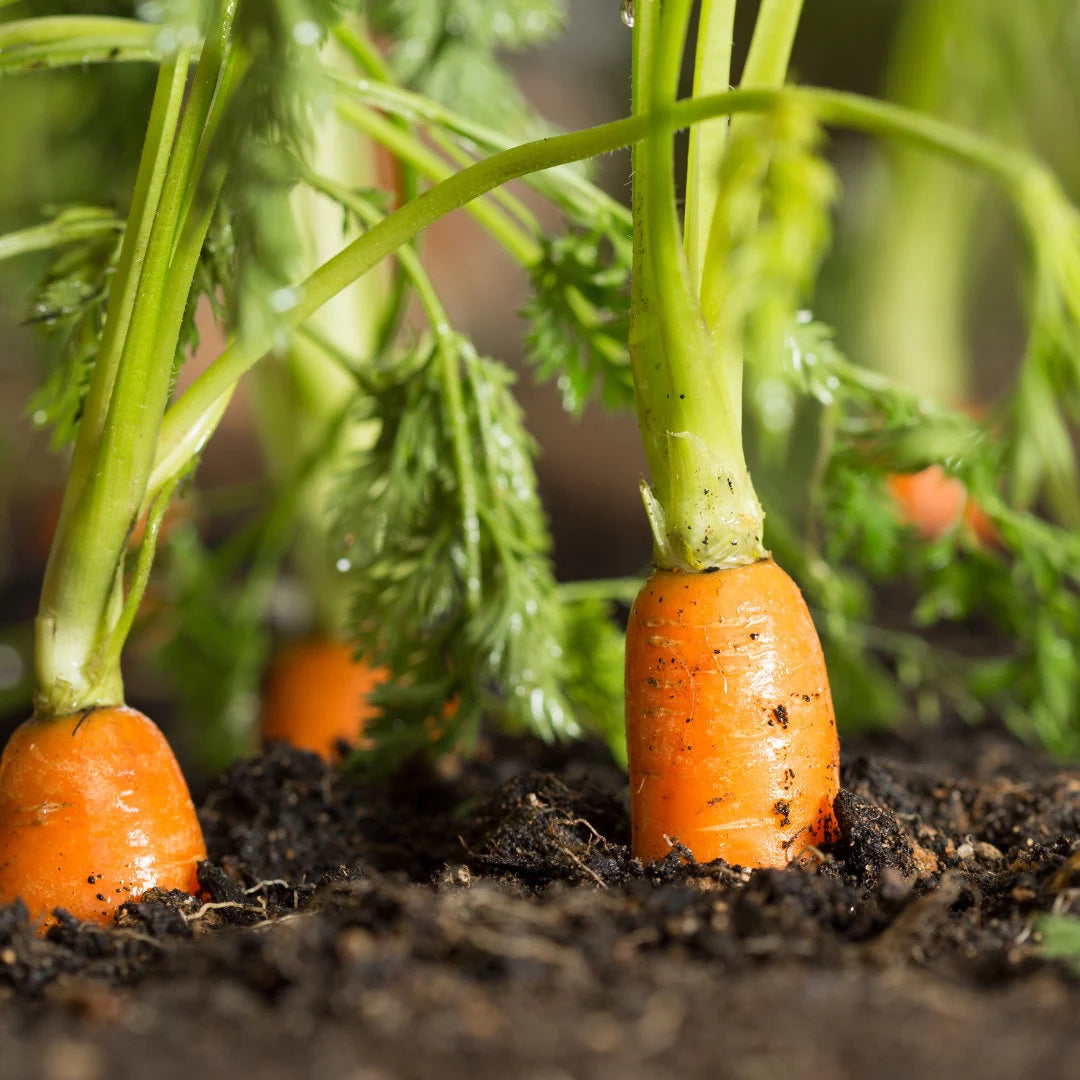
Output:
[
  {"xmin": 34, "ymin": 0, "xmax": 237, "ymax": 716},
  {"xmin": 34, "ymin": 49, "xmax": 191, "ymax": 714},
  {"xmin": 149, "ymin": 83, "xmax": 1039, "ymax": 519},
  {"xmin": 685, "ymin": 0, "xmax": 736, "ymax": 291},
  {"xmin": 0, "ymin": 209, "xmax": 122, "ymax": 263},
  {"xmin": 334, "ymin": 98, "xmax": 542, "ymax": 266},
  {"xmin": 631, "ymin": 0, "xmax": 765, "ymax": 569},
  {"xmin": 0, "ymin": 15, "xmax": 162, "ymax": 74}
]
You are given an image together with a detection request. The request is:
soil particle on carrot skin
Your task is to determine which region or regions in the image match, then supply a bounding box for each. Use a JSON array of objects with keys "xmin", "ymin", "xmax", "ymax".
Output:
[{"xmin": 0, "ymin": 731, "xmax": 1077, "ymax": 1080}]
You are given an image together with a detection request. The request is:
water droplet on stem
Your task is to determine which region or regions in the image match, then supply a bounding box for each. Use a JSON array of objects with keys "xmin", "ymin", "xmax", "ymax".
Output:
[{"xmin": 620, "ymin": 0, "xmax": 635, "ymax": 28}]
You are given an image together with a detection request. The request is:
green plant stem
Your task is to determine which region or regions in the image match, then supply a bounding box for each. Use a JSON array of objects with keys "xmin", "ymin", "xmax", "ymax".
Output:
[
  {"xmin": 35, "ymin": 0, "xmax": 237, "ymax": 715},
  {"xmin": 699, "ymin": 0, "xmax": 803, "ymax": 347},
  {"xmin": 629, "ymin": 0, "xmax": 764, "ymax": 570},
  {"xmin": 558, "ymin": 578, "xmax": 645, "ymax": 604},
  {"xmin": 740, "ymin": 0, "xmax": 805, "ymax": 88},
  {"xmin": 35, "ymin": 49, "xmax": 191, "ymax": 714},
  {"xmin": 63, "ymin": 53, "xmax": 189, "ymax": 513},
  {"xmin": 335, "ymin": 97, "xmax": 541, "ymax": 266},
  {"xmin": 149, "ymin": 83, "xmax": 1038, "ymax": 511},
  {"xmin": 90, "ymin": 477, "xmax": 178, "ymax": 691},
  {"xmin": 685, "ymin": 0, "xmax": 736, "ymax": 290},
  {"xmin": 333, "ymin": 72, "xmax": 631, "ymax": 228},
  {"xmin": 0, "ymin": 15, "xmax": 163, "ymax": 74},
  {"xmin": 330, "ymin": 18, "xmax": 420, "ymax": 349},
  {"xmin": 0, "ymin": 209, "xmax": 121, "ymax": 263}
]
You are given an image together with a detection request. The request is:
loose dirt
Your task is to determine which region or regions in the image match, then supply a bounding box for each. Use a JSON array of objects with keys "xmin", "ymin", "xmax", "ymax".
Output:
[{"xmin": 1, "ymin": 728, "xmax": 1078, "ymax": 1080}]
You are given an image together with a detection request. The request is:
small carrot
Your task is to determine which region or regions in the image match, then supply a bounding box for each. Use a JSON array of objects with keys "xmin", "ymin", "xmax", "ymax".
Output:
[
  {"xmin": 621, "ymin": 3, "xmax": 841, "ymax": 867},
  {"xmin": 888, "ymin": 466, "xmax": 968, "ymax": 540},
  {"xmin": 0, "ymin": 706, "xmax": 205, "ymax": 930},
  {"xmin": 259, "ymin": 637, "xmax": 387, "ymax": 760},
  {"xmin": 888, "ymin": 466, "xmax": 1000, "ymax": 546},
  {"xmin": 626, "ymin": 561, "xmax": 840, "ymax": 866}
]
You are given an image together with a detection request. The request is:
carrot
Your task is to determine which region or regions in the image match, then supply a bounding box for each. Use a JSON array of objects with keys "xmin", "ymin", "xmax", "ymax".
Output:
[
  {"xmin": 260, "ymin": 638, "xmax": 387, "ymax": 760},
  {"xmin": 626, "ymin": 561, "xmax": 839, "ymax": 865},
  {"xmin": 620, "ymin": 2, "xmax": 841, "ymax": 867},
  {"xmin": 888, "ymin": 466, "xmax": 1000, "ymax": 546},
  {"xmin": 0, "ymin": 706, "xmax": 205, "ymax": 930},
  {"xmin": 887, "ymin": 466, "xmax": 968, "ymax": 540}
]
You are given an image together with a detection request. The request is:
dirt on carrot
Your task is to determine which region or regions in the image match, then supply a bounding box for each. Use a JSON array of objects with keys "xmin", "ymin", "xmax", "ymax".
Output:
[{"xmin": 0, "ymin": 727, "xmax": 1076, "ymax": 1080}]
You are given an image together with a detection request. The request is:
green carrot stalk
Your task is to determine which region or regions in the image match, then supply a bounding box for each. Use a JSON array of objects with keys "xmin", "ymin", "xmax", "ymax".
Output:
[
  {"xmin": 629, "ymin": 0, "xmax": 768, "ymax": 571},
  {"xmin": 33, "ymin": 1, "xmax": 237, "ymax": 716}
]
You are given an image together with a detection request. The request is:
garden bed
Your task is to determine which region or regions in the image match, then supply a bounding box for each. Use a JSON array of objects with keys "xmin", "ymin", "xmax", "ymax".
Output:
[{"xmin": 1, "ymin": 728, "xmax": 1078, "ymax": 1080}]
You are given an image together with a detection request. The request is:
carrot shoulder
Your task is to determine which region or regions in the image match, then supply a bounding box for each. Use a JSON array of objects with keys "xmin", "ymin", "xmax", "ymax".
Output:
[
  {"xmin": 626, "ymin": 561, "xmax": 839, "ymax": 866},
  {"xmin": 0, "ymin": 706, "xmax": 205, "ymax": 929}
]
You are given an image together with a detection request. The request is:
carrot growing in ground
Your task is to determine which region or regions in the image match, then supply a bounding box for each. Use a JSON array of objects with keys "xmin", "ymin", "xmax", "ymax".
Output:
[
  {"xmin": 5, "ymin": 5, "xmax": 1078, "ymax": 878},
  {"xmin": 0, "ymin": 2, "xmax": 345, "ymax": 927},
  {"xmin": 623, "ymin": 0, "xmax": 839, "ymax": 866},
  {"xmin": 0, "ymin": 27, "xmax": 226, "ymax": 924}
]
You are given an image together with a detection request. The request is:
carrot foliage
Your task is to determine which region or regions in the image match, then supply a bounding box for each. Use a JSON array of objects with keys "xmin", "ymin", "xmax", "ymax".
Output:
[
  {"xmin": 364, "ymin": 0, "xmax": 567, "ymax": 131},
  {"xmin": 3, "ymin": 1, "xmax": 1080, "ymax": 761},
  {"xmin": 336, "ymin": 334, "xmax": 626, "ymax": 761}
]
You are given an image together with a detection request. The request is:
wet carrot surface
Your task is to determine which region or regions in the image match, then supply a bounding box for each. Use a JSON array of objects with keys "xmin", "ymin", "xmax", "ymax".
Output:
[
  {"xmin": 625, "ymin": 559, "xmax": 840, "ymax": 867},
  {"xmin": 0, "ymin": 705, "xmax": 205, "ymax": 929}
]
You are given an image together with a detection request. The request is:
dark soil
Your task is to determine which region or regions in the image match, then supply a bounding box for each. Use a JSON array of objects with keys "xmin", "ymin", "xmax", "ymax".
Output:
[{"xmin": 1, "ymin": 728, "xmax": 1078, "ymax": 1080}]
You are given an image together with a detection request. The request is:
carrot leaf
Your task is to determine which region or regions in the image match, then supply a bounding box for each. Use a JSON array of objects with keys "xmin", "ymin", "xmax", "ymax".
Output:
[
  {"xmin": 523, "ymin": 222, "xmax": 634, "ymax": 415},
  {"xmin": 365, "ymin": 0, "xmax": 566, "ymax": 131},
  {"xmin": 775, "ymin": 319, "xmax": 1080, "ymax": 756},
  {"xmin": 336, "ymin": 335, "xmax": 581, "ymax": 761},
  {"xmin": 25, "ymin": 223, "xmax": 120, "ymax": 449}
]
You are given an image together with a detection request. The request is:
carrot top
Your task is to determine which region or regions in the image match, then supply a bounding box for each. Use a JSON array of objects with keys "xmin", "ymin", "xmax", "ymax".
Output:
[
  {"xmin": 628, "ymin": 0, "xmax": 812, "ymax": 570},
  {"xmin": 4, "ymin": 2, "xmax": 1080, "ymax": 759}
]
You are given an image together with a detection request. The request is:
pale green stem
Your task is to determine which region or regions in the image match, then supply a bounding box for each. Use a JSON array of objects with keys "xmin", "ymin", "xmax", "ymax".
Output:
[
  {"xmin": 685, "ymin": 0, "xmax": 736, "ymax": 290},
  {"xmin": 0, "ymin": 16, "xmax": 162, "ymax": 75},
  {"xmin": 150, "ymin": 84, "xmax": 1037, "ymax": 512},
  {"xmin": 35, "ymin": 50, "xmax": 191, "ymax": 714},
  {"xmin": 335, "ymin": 97, "xmax": 542, "ymax": 266},
  {"xmin": 630, "ymin": 0, "xmax": 763, "ymax": 570},
  {"xmin": 59, "ymin": 53, "xmax": 189, "ymax": 520},
  {"xmin": 332, "ymin": 72, "xmax": 630, "ymax": 228},
  {"xmin": 89, "ymin": 477, "xmax": 178, "ymax": 691},
  {"xmin": 558, "ymin": 578, "xmax": 645, "ymax": 604},
  {"xmin": 35, "ymin": 0, "xmax": 237, "ymax": 714},
  {"xmin": 740, "ymin": 0, "xmax": 805, "ymax": 88},
  {"xmin": 430, "ymin": 126, "xmax": 541, "ymax": 236},
  {"xmin": 700, "ymin": 0, "xmax": 804, "ymax": 372},
  {"xmin": 0, "ymin": 210, "xmax": 121, "ymax": 263}
]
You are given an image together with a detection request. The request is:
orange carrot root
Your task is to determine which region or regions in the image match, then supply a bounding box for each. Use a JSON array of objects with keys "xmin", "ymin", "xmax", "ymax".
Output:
[
  {"xmin": 0, "ymin": 706, "xmax": 205, "ymax": 930},
  {"xmin": 259, "ymin": 638, "xmax": 387, "ymax": 760},
  {"xmin": 887, "ymin": 466, "xmax": 967, "ymax": 540},
  {"xmin": 887, "ymin": 466, "xmax": 1001, "ymax": 547},
  {"xmin": 625, "ymin": 559, "xmax": 840, "ymax": 868}
]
